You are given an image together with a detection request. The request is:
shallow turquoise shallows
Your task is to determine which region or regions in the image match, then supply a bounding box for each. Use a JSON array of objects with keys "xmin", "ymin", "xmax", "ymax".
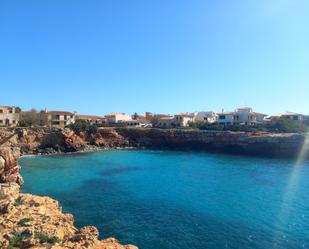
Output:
[{"xmin": 20, "ymin": 150, "xmax": 309, "ymax": 249}]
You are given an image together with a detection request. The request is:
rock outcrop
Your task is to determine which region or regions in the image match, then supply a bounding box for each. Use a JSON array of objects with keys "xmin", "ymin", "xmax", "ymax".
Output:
[
  {"xmin": 0, "ymin": 129, "xmax": 136, "ymax": 249},
  {"xmin": 0, "ymin": 183, "xmax": 137, "ymax": 249},
  {"xmin": 116, "ymin": 128, "xmax": 308, "ymax": 158}
]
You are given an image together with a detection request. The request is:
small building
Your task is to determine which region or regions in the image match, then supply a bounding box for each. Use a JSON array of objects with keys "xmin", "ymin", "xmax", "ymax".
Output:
[
  {"xmin": 217, "ymin": 112, "xmax": 235, "ymax": 125},
  {"xmin": 281, "ymin": 112, "xmax": 305, "ymax": 122},
  {"xmin": 44, "ymin": 110, "xmax": 76, "ymax": 127},
  {"xmin": 0, "ymin": 106, "xmax": 20, "ymax": 127},
  {"xmin": 174, "ymin": 113, "xmax": 195, "ymax": 127},
  {"xmin": 126, "ymin": 119, "xmax": 151, "ymax": 128},
  {"xmin": 156, "ymin": 116, "xmax": 175, "ymax": 128},
  {"xmin": 195, "ymin": 112, "xmax": 218, "ymax": 123},
  {"xmin": 105, "ymin": 113, "xmax": 132, "ymax": 123},
  {"xmin": 76, "ymin": 115, "xmax": 106, "ymax": 125}
]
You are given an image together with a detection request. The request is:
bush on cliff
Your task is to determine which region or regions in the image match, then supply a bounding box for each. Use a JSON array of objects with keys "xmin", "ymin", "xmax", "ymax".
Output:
[
  {"xmin": 34, "ymin": 232, "xmax": 60, "ymax": 244},
  {"xmin": 68, "ymin": 120, "xmax": 98, "ymax": 135}
]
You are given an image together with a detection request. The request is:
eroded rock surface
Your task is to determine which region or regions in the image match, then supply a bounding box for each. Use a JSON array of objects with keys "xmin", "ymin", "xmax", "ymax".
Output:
[{"xmin": 0, "ymin": 184, "xmax": 137, "ymax": 249}]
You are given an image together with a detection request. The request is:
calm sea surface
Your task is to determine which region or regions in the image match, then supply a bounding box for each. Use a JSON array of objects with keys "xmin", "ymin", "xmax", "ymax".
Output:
[{"xmin": 19, "ymin": 150, "xmax": 309, "ymax": 249}]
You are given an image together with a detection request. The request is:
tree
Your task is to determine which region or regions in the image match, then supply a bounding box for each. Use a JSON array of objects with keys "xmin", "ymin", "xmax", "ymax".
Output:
[
  {"xmin": 132, "ymin": 112, "xmax": 139, "ymax": 120},
  {"xmin": 19, "ymin": 109, "xmax": 41, "ymax": 127}
]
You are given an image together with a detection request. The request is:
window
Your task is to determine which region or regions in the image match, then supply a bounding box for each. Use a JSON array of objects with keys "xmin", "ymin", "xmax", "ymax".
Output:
[
  {"xmin": 0, "ymin": 120, "xmax": 3, "ymax": 124},
  {"xmin": 219, "ymin": 115, "xmax": 226, "ymax": 120},
  {"xmin": 51, "ymin": 115, "xmax": 60, "ymax": 120},
  {"xmin": 0, "ymin": 109, "xmax": 3, "ymax": 113}
]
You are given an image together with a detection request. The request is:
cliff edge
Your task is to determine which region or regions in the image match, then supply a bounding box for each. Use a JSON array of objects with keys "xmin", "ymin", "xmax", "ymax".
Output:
[{"xmin": 0, "ymin": 128, "xmax": 137, "ymax": 249}]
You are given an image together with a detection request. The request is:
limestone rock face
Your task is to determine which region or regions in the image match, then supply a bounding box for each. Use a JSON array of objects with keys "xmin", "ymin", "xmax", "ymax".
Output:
[
  {"xmin": 0, "ymin": 128, "xmax": 137, "ymax": 248},
  {"xmin": 0, "ymin": 146, "xmax": 23, "ymax": 185},
  {"xmin": 0, "ymin": 191, "xmax": 138, "ymax": 249}
]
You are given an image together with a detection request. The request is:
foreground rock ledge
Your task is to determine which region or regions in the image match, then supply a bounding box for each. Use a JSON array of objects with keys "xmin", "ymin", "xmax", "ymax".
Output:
[{"xmin": 0, "ymin": 183, "xmax": 138, "ymax": 249}]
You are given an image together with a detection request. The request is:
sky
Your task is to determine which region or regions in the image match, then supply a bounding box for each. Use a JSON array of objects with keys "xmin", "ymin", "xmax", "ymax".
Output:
[{"xmin": 0, "ymin": 0, "xmax": 308, "ymax": 116}]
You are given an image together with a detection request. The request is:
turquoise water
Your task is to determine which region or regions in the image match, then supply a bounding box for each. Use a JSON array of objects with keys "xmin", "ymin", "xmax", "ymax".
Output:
[{"xmin": 20, "ymin": 150, "xmax": 309, "ymax": 249}]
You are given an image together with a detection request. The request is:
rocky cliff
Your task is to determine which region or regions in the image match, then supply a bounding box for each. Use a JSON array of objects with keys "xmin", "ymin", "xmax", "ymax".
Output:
[
  {"xmin": 0, "ymin": 127, "xmax": 308, "ymax": 248},
  {"xmin": 0, "ymin": 128, "xmax": 135, "ymax": 249},
  {"xmin": 0, "ymin": 183, "xmax": 137, "ymax": 249},
  {"xmin": 116, "ymin": 128, "xmax": 308, "ymax": 158}
]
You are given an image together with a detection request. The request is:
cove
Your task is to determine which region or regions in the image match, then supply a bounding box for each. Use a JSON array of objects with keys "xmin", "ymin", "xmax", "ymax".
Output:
[{"xmin": 19, "ymin": 150, "xmax": 309, "ymax": 249}]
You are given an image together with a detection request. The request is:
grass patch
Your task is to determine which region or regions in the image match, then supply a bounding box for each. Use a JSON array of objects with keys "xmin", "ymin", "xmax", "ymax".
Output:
[
  {"xmin": 13, "ymin": 198, "xmax": 23, "ymax": 207},
  {"xmin": 34, "ymin": 202, "xmax": 41, "ymax": 207},
  {"xmin": 34, "ymin": 232, "xmax": 60, "ymax": 244},
  {"xmin": 17, "ymin": 218, "xmax": 34, "ymax": 226},
  {"xmin": 7, "ymin": 231, "xmax": 29, "ymax": 248}
]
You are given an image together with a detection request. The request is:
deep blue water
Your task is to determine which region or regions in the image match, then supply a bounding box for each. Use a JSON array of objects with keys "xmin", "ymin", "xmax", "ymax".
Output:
[{"xmin": 19, "ymin": 150, "xmax": 309, "ymax": 249}]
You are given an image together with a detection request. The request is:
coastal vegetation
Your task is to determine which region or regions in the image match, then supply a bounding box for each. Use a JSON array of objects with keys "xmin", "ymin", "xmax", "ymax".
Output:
[
  {"xmin": 13, "ymin": 198, "xmax": 24, "ymax": 207},
  {"xmin": 34, "ymin": 232, "xmax": 60, "ymax": 244},
  {"xmin": 67, "ymin": 119, "xmax": 98, "ymax": 135},
  {"xmin": 17, "ymin": 217, "xmax": 34, "ymax": 226},
  {"xmin": 190, "ymin": 117, "xmax": 308, "ymax": 133}
]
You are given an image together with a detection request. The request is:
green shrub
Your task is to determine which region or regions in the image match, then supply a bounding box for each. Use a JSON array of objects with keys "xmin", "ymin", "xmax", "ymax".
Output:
[
  {"xmin": 17, "ymin": 218, "xmax": 34, "ymax": 226},
  {"xmin": 68, "ymin": 120, "xmax": 98, "ymax": 135},
  {"xmin": 0, "ymin": 194, "xmax": 6, "ymax": 200},
  {"xmin": 13, "ymin": 198, "xmax": 23, "ymax": 207},
  {"xmin": 8, "ymin": 231, "xmax": 29, "ymax": 247},
  {"xmin": 34, "ymin": 202, "xmax": 41, "ymax": 207},
  {"xmin": 34, "ymin": 232, "xmax": 60, "ymax": 244}
]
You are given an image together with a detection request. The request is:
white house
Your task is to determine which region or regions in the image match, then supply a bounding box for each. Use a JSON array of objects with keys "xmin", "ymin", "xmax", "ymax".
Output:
[
  {"xmin": 217, "ymin": 112, "xmax": 235, "ymax": 125},
  {"xmin": 126, "ymin": 119, "xmax": 151, "ymax": 128},
  {"xmin": 217, "ymin": 108, "xmax": 267, "ymax": 125},
  {"xmin": 105, "ymin": 113, "xmax": 132, "ymax": 123},
  {"xmin": 195, "ymin": 112, "xmax": 218, "ymax": 123},
  {"xmin": 0, "ymin": 106, "xmax": 20, "ymax": 127}
]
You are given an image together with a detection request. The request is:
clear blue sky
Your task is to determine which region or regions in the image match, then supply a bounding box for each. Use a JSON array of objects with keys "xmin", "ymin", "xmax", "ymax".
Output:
[{"xmin": 1, "ymin": 0, "xmax": 308, "ymax": 115}]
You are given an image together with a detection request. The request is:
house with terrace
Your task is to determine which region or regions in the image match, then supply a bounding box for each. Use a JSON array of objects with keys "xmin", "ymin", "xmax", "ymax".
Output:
[
  {"xmin": 174, "ymin": 113, "xmax": 195, "ymax": 127},
  {"xmin": 43, "ymin": 110, "xmax": 76, "ymax": 127},
  {"xmin": 217, "ymin": 108, "xmax": 267, "ymax": 125}
]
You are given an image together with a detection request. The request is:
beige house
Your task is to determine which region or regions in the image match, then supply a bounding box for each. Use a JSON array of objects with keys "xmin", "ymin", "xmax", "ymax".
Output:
[
  {"xmin": 0, "ymin": 106, "xmax": 20, "ymax": 127},
  {"xmin": 105, "ymin": 113, "xmax": 132, "ymax": 123},
  {"xmin": 281, "ymin": 112, "xmax": 305, "ymax": 122},
  {"xmin": 195, "ymin": 112, "xmax": 218, "ymax": 123},
  {"xmin": 174, "ymin": 113, "xmax": 195, "ymax": 127},
  {"xmin": 156, "ymin": 116, "xmax": 175, "ymax": 127},
  {"xmin": 76, "ymin": 115, "xmax": 106, "ymax": 125},
  {"xmin": 44, "ymin": 110, "xmax": 76, "ymax": 127}
]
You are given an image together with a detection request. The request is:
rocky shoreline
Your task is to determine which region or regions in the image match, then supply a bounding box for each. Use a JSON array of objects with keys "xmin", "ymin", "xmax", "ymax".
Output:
[
  {"xmin": 0, "ymin": 128, "xmax": 137, "ymax": 249},
  {"xmin": 0, "ymin": 127, "xmax": 308, "ymax": 248}
]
